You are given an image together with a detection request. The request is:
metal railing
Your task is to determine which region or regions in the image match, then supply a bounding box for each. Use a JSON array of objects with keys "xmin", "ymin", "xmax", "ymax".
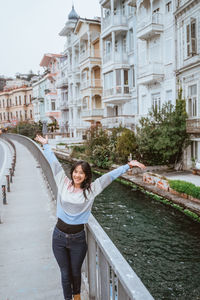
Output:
[
  {"xmin": 4, "ymin": 133, "xmax": 154, "ymax": 300},
  {"xmin": 0, "ymin": 135, "xmax": 16, "ymax": 223}
]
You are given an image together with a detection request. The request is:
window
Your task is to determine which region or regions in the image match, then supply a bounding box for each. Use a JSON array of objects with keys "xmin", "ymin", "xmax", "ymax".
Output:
[
  {"xmin": 105, "ymin": 41, "xmax": 111, "ymax": 54},
  {"xmin": 24, "ymin": 95, "xmax": 26, "ymax": 105},
  {"xmin": 25, "ymin": 110, "xmax": 27, "ymax": 120},
  {"xmin": 0, "ymin": 113, "xmax": 2, "ymax": 121},
  {"xmin": 20, "ymin": 111, "xmax": 22, "ymax": 121},
  {"xmin": 15, "ymin": 97, "xmax": 17, "ymax": 106},
  {"xmin": 104, "ymin": 71, "xmax": 113, "ymax": 95},
  {"xmin": 186, "ymin": 18, "xmax": 197, "ymax": 57},
  {"xmin": 123, "ymin": 37, "xmax": 127, "ymax": 53},
  {"xmin": 7, "ymin": 112, "xmax": 9, "ymax": 121},
  {"xmin": 16, "ymin": 111, "xmax": 18, "ymax": 119},
  {"xmin": 116, "ymin": 69, "xmax": 121, "ymax": 94},
  {"xmin": 82, "ymin": 97, "xmax": 88, "ymax": 110},
  {"xmin": 166, "ymin": 90, "xmax": 172, "ymax": 103},
  {"xmin": 30, "ymin": 110, "xmax": 33, "ymax": 119},
  {"xmin": 51, "ymin": 101, "xmax": 56, "ymax": 111},
  {"xmin": 0, "ymin": 100, "xmax": 1, "ymax": 108},
  {"xmin": 152, "ymin": 93, "xmax": 161, "ymax": 111},
  {"xmin": 129, "ymin": 28, "xmax": 134, "ymax": 52},
  {"xmin": 11, "ymin": 112, "xmax": 12, "ymax": 119},
  {"xmin": 188, "ymin": 84, "xmax": 197, "ymax": 117},
  {"xmin": 191, "ymin": 141, "xmax": 198, "ymax": 160},
  {"xmin": 29, "ymin": 95, "xmax": 31, "ymax": 103},
  {"xmin": 131, "ymin": 66, "xmax": 135, "ymax": 88},
  {"xmin": 3, "ymin": 99, "xmax": 5, "ymax": 108},
  {"xmin": 3, "ymin": 112, "xmax": 5, "ymax": 120},
  {"xmin": 115, "ymin": 40, "xmax": 118, "ymax": 52},
  {"xmin": 166, "ymin": 1, "xmax": 172, "ymax": 12},
  {"xmin": 124, "ymin": 70, "xmax": 129, "ymax": 94}
]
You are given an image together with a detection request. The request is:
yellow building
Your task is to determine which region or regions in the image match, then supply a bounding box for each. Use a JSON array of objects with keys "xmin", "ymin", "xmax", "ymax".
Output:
[{"xmin": 0, "ymin": 84, "xmax": 33, "ymax": 128}]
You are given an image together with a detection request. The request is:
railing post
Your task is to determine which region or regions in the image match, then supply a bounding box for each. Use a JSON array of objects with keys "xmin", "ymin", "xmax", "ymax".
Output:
[
  {"xmin": 2, "ymin": 185, "xmax": 7, "ymax": 205},
  {"xmin": 9, "ymin": 168, "xmax": 13, "ymax": 183},
  {"xmin": 6, "ymin": 175, "xmax": 10, "ymax": 192}
]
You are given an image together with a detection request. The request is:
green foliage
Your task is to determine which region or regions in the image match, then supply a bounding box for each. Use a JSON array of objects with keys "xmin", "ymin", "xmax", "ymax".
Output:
[
  {"xmin": 136, "ymin": 89, "xmax": 189, "ymax": 165},
  {"xmin": 91, "ymin": 145, "xmax": 113, "ymax": 169},
  {"xmin": 116, "ymin": 128, "xmax": 137, "ymax": 163},
  {"xmin": 8, "ymin": 122, "xmax": 42, "ymax": 139},
  {"xmin": 169, "ymin": 180, "xmax": 200, "ymax": 200}
]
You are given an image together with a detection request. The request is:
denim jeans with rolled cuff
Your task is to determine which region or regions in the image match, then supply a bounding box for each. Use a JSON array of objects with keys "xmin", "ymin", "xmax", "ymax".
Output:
[{"xmin": 52, "ymin": 226, "xmax": 87, "ymax": 300}]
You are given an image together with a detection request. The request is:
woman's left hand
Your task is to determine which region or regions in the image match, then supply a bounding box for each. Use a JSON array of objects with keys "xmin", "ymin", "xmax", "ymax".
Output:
[{"xmin": 128, "ymin": 160, "xmax": 146, "ymax": 169}]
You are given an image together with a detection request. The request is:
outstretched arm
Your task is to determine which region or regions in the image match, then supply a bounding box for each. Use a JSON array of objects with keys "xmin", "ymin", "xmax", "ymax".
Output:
[
  {"xmin": 35, "ymin": 135, "xmax": 70, "ymax": 188},
  {"xmin": 91, "ymin": 160, "xmax": 145, "ymax": 196}
]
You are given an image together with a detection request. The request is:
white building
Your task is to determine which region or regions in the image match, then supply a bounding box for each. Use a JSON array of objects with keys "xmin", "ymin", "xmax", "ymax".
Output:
[
  {"xmin": 100, "ymin": 0, "xmax": 137, "ymax": 129},
  {"xmin": 136, "ymin": 0, "xmax": 176, "ymax": 120},
  {"xmin": 32, "ymin": 54, "xmax": 61, "ymax": 125},
  {"xmin": 175, "ymin": 0, "xmax": 200, "ymax": 168}
]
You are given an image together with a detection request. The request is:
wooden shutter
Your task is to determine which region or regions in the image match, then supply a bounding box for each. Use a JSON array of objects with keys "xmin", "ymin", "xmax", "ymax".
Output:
[
  {"xmin": 191, "ymin": 19, "xmax": 196, "ymax": 55},
  {"xmin": 186, "ymin": 24, "xmax": 190, "ymax": 56}
]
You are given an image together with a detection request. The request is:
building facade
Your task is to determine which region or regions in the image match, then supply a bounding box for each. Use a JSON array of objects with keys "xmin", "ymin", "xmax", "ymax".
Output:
[
  {"xmin": 100, "ymin": 0, "xmax": 137, "ymax": 129},
  {"xmin": 59, "ymin": 6, "xmax": 104, "ymax": 138},
  {"xmin": 0, "ymin": 81, "xmax": 33, "ymax": 128},
  {"xmin": 175, "ymin": 0, "xmax": 200, "ymax": 168}
]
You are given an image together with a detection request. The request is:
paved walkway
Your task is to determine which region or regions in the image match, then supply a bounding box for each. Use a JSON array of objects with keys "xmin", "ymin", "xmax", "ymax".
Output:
[{"xmin": 0, "ymin": 141, "xmax": 63, "ymax": 300}]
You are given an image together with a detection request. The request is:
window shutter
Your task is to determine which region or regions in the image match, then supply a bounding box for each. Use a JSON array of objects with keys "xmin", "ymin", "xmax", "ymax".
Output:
[
  {"xmin": 191, "ymin": 19, "xmax": 196, "ymax": 55},
  {"xmin": 186, "ymin": 24, "xmax": 190, "ymax": 56}
]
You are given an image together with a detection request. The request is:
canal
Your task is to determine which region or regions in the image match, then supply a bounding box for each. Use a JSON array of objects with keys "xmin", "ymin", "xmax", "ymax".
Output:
[{"xmin": 61, "ymin": 162, "xmax": 200, "ymax": 300}]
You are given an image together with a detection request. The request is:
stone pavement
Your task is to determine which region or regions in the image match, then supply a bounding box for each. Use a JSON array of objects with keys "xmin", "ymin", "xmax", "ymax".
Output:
[{"xmin": 0, "ymin": 141, "xmax": 64, "ymax": 300}]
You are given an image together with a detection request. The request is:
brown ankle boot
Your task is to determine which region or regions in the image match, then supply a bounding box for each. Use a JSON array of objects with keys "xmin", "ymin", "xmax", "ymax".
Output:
[{"xmin": 73, "ymin": 294, "xmax": 81, "ymax": 300}]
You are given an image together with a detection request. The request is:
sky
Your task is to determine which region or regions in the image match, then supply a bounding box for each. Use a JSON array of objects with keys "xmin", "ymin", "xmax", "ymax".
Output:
[{"xmin": 0, "ymin": 0, "xmax": 101, "ymax": 78}]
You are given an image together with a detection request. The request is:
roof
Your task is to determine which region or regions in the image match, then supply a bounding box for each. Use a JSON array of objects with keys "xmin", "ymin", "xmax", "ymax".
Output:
[
  {"xmin": 68, "ymin": 5, "xmax": 79, "ymax": 20},
  {"xmin": 40, "ymin": 54, "xmax": 62, "ymax": 67}
]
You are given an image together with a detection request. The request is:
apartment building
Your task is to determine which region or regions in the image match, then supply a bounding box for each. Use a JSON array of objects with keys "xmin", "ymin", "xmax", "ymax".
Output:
[
  {"xmin": 136, "ymin": 0, "xmax": 176, "ymax": 120},
  {"xmin": 0, "ymin": 81, "xmax": 33, "ymax": 128},
  {"xmin": 32, "ymin": 54, "xmax": 61, "ymax": 125},
  {"xmin": 100, "ymin": 0, "xmax": 137, "ymax": 129},
  {"xmin": 175, "ymin": 0, "xmax": 200, "ymax": 168},
  {"xmin": 59, "ymin": 5, "xmax": 103, "ymax": 138}
]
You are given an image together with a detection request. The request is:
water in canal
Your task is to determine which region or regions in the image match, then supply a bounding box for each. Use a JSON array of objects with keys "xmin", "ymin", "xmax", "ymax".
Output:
[{"xmin": 61, "ymin": 162, "xmax": 200, "ymax": 300}]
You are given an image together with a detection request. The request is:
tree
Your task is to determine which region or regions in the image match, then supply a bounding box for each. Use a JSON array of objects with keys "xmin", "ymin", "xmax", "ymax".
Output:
[
  {"xmin": 136, "ymin": 89, "xmax": 189, "ymax": 166},
  {"xmin": 116, "ymin": 128, "xmax": 137, "ymax": 163}
]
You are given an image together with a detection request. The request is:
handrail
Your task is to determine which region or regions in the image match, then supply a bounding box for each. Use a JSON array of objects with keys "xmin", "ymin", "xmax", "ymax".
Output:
[{"xmin": 5, "ymin": 133, "xmax": 154, "ymax": 300}]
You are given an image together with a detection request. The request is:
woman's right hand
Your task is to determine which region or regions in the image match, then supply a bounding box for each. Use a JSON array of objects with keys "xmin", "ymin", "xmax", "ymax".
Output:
[{"xmin": 34, "ymin": 135, "xmax": 48, "ymax": 145}]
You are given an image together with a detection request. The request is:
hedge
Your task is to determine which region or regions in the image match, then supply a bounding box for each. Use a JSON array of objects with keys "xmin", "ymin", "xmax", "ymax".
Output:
[{"xmin": 169, "ymin": 180, "xmax": 200, "ymax": 200}]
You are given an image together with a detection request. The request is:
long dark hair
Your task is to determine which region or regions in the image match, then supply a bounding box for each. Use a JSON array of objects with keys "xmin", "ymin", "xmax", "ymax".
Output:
[{"xmin": 70, "ymin": 161, "xmax": 92, "ymax": 200}]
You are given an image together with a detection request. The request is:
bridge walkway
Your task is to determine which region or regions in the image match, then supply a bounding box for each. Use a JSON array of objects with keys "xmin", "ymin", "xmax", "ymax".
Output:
[{"xmin": 0, "ymin": 141, "xmax": 65, "ymax": 300}]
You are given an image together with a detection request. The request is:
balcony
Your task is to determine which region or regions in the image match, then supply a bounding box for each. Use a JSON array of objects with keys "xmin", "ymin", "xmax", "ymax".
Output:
[
  {"xmin": 138, "ymin": 63, "xmax": 164, "ymax": 85},
  {"xmin": 101, "ymin": 115, "xmax": 135, "ymax": 129},
  {"xmin": 103, "ymin": 86, "xmax": 131, "ymax": 104},
  {"xmin": 59, "ymin": 101, "xmax": 69, "ymax": 111},
  {"xmin": 91, "ymin": 79, "xmax": 102, "ymax": 88},
  {"xmin": 137, "ymin": 13, "xmax": 163, "ymax": 40},
  {"xmin": 103, "ymin": 52, "xmax": 128, "ymax": 65},
  {"xmin": 56, "ymin": 77, "xmax": 68, "ymax": 89},
  {"xmin": 82, "ymin": 109, "xmax": 104, "ymax": 121},
  {"xmin": 127, "ymin": 0, "xmax": 136, "ymax": 7},
  {"xmin": 186, "ymin": 118, "xmax": 200, "ymax": 134},
  {"xmin": 80, "ymin": 80, "xmax": 90, "ymax": 90},
  {"xmin": 102, "ymin": 12, "xmax": 128, "ymax": 33}
]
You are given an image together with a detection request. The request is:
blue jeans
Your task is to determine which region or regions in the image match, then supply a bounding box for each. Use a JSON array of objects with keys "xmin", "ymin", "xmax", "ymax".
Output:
[{"xmin": 52, "ymin": 226, "xmax": 88, "ymax": 300}]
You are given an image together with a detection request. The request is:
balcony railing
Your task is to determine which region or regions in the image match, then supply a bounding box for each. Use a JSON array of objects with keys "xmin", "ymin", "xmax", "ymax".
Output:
[
  {"xmin": 103, "ymin": 85, "xmax": 130, "ymax": 97},
  {"xmin": 56, "ymin": 77, "xmax": 68, "ymax": 89},
  {"xmin": 138, "ymin": 62, "xmax": 164, "ymax": 84},
  {"xmin": 59, "ymin": 101, "xmax": 69, "ymax": 110},
  {"xmin": 102, "ymin": 11, "xmax": 128, "ymax": 31},
  {"xmin": 91, "ymin": 79, "xmax": 102, "ymax": 88},
  {"xmin": 101, "ymin": 115, "xmax": 135, "ymax": 129},
  {"xmin": 81, "ymin": 109, "xmax": 104, "ymax": 118},
  {"xmin": 137, "ymin": 12, "xmax": 163, "ymax": 40},
  {"xmin": 80, "ymin": 80, "xmax": 90, "ymax": 90}
]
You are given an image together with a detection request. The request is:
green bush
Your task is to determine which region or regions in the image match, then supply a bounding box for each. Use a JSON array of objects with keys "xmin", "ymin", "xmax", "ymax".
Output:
[
  {"xmin": 91, "ymin": 145, "xmax": 113, "ymax": 169},
  {"xmin": 169, "ymin": 180, "xmax": 200, "ymax": 200},
  {"xmin": 8, "ymin": 122, "xmax": 42, "ymax": 139}
]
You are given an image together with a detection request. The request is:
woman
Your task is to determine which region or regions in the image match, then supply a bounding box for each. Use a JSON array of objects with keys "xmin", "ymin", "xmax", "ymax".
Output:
[{"xmin": 35, "ymin": 135, "xmax": 145, "ymax": 300}]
